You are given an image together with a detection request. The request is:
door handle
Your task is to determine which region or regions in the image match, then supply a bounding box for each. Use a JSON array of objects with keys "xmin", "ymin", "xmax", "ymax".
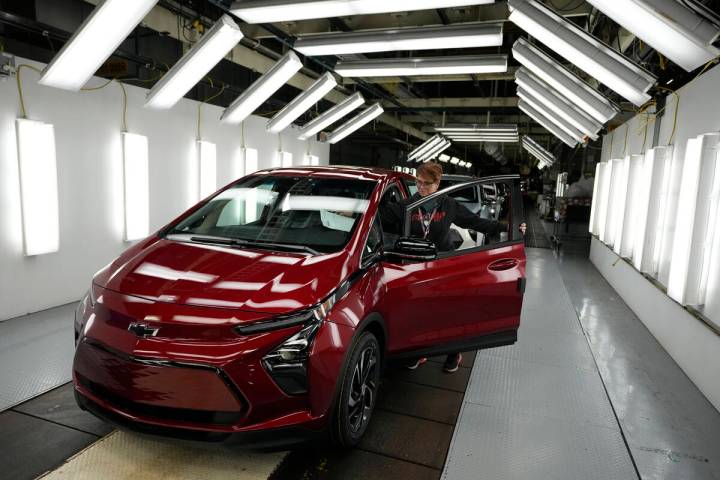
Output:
[{"xmin": 488, "ymin": 258, "xmax": 519, "ymax": 271}]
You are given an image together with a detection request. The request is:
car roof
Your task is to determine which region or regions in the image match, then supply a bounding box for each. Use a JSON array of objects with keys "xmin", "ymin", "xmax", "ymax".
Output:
[
  {"xmin": 253, "ymin": 165, "xmax": 414, "ymax": 182},
  {"xmin": 441, "ymin": 174, "xmax": 476, "ymax": 182}
]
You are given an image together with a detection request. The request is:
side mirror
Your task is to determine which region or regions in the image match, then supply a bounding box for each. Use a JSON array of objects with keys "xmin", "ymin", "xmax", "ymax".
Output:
[{"xmin": 385, "ymin": 237, "xmax": 437, "ymax": 262}]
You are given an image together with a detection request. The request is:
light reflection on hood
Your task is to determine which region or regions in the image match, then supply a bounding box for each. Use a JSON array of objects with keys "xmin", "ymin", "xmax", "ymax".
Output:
[{"xmin": 135, "ymin": 262, "xmax": 218, "ymax": 283}]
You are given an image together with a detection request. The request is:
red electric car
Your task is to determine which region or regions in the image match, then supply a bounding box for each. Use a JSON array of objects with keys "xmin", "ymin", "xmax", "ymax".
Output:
[{"xmin": 73, "ymin": 166, "xmax": 526, "ymax": 447}]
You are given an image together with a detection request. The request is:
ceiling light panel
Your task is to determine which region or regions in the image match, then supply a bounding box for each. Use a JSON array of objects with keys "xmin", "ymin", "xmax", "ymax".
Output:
[
  {"xmin": 145, "ymin": 15, "xmax": 243, "ymax": 110},
  {"xmin": 326, "ymin": 103, "xmax": 384, "ymax": 144},
  {"xmin": 435, "ymin": 124, "xmax": 518, "ymax": 134},
  {"xmin": 231, "ymin": 0, "xmax": 495, "ymax": 23},
  {"xmin": 450, "ymin": 137, "xmax": 519, "ymax": 143},
  {"xmin": 408, "ymin": 135, "xmax": 441, "ymax": 160},
  {"xmin": 417, "ymin": 140, "xmax": 452, "ymax": 162},
  {"xmin": 517, "ymin": 87, "xmax": 586, "ymax": 143},
  {"xmin": 508, "ymin": 0, "xmax": 657, "ymax": 106},
  {"xmin": 39, "ymin": 0, "xmax": 158, "ymax": 91},
  {"xmin": 408, "ymin": 135, "xmax": 445, "ymax": 161},
  {"xmin": 297, "ymin": 92, "xmax": 365, "ymax": 140},
  {"xmin": 586, "ymin": 0, "xmax": 720, "ymax": 72},
  {"xmin": 512, "ymin": 38, "xmax": 619, "ymax": 124},
  {"xmin": 295, "ymin": 23, "xmax": 503, "ymax": 56},
  {"xmin": 267, "ymin": 72, "xmax": 337, "ymax": 133},
  {"xmin": 334, "ymin": 55, "xmax": 508, "ymax": 77},
  {"xmin": 222, "ymin": 51, "xmax": 303, "ymax": 125},
  {"xmin": 516, "ymin": 68, "xmax": 602, "ymax": 139},
  {"xmin": 518, "ymin": 99, "xmax": 578, "ymax": 148}
]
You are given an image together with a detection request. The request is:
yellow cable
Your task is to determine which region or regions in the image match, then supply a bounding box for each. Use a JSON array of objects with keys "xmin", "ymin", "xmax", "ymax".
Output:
[
  {"xmin": 655, "ymin": 86, "xmax": 680, "ymax": 146},
  {"xmin": 118, "ymin": 81, "xmax": 128, "ymax": 132},
  {"xmin": 15, "ymin": 64, "xmax": 43, "ymax": 118},
  {"xmin": 197, "ymin": 81, "xmax": 226, "ymax": 139},
  {"xmin": 622, "ymin": 122, "xmax": 629, "ymax": 157}
]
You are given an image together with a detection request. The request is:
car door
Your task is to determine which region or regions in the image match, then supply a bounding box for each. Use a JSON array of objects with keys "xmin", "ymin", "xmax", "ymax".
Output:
[{"xmin": 379, "ymin": 175, "xmax": 526, "ymax": 358}]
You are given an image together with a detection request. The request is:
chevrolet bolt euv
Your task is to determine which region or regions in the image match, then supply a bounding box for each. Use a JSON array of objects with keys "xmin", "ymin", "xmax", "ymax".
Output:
[{"xmin": 73, "ymin": 166, "xmax": 526, "ymax": 447}]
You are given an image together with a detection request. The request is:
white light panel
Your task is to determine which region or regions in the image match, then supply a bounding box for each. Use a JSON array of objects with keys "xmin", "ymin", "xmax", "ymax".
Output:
[
  {"xmin": 198, "ymin": 140, "xmax": 217, "ymax": 199},
  {"xmin": 297, "ymin": 92, "xmax": 364, "ymax": 141},
  {"xmin": 598, "ymin": 159, "xmax": 616, "ymax": 243},
  {"xmin": 508, "ymin": 0, "xmax": 657, "ymax": 106},
  {"xmin": 334, "ymin": 55, "xmax": 507, "ymax": 77},
  {"xmin": 241, "ymin": 147, "xmax": 258, "ymax": 175},
  {"xmin": 634, "ymin": 147, "xmax": 671, "ymax": 273},
  {"xmin": 267, "ymin": 72, "xmax": 337, "ymax": 133},
  {"xmin": 39, "ymin": 0, "xmax": 158, "ymax": 91},
  {"xmin": 15, "ymin": 119, "xmax": 59, "ymax": 255},
  {"xmin": 303, "ymin": 154, "xmax": 319, "ymax": 166},
  {"xmin": 326, "ymin": 103, "xmax": 384, "ymax": 144},
  {"xmin": 122, "ymin": 133, "xmax": 150, "ymax": 241},
  {"xmin": 589, "ymin": 162, "xmax": 602, "ymax": 235},
  {"xmin": 619, "ymin": 154, "xmax": 643, "ymax": 258},
  {"xmin": 278, "ymin": 151, "xmax": 293, "ymax": 167},
  {"xmin": 518, "ymin": 99, "xmax": 580, "ymax": 148},
  {"xmin": 231, "ymin": 0, "xmax": 494, "ymax": 23},
  {"xmin": 222, "ymin": 52, "xmax": 303, "ymax": 125},
  {"xmin": 145, "ymin": 15, "xmax": 243, "ymax": 109}
]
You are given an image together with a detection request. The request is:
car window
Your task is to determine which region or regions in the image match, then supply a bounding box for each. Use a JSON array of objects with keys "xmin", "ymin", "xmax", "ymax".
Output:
[
  {"xmin": 166, "ymin": 175, "xmax": 377, "ymax": 253},
  {"xmin": 405, "ymin": 179, "xmax": 514, "ymax": 255},
  {"xmin": 402, "ymin": 179, "xmax": 418, "ymax": 197},
  {"xmin": 362, "ymin": 219, "xmax": 383, "ymax": 266},
  {"xmin": 439, "ymin": 180, "xmax": 479, "ymax": 203}
]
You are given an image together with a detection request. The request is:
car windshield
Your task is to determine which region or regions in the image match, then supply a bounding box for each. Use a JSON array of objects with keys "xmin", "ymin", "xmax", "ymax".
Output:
[{"xmin": 165, "ymin": 175, "xmax": 377, "ymax": 254}]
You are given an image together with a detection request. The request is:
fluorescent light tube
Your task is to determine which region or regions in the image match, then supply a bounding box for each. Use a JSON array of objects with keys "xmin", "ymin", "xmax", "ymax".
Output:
[
  {"xmin": 231, "ymin": 0, "xmax": 494, "ymax": 24},
  {"xmin": 517, "ymin": 88, "xmax": 586, "ymax": 143},
  {"xmin": 241, "ymin": 147, "xmax": 258, "ymax": 175},
  {"xmin": 522, "ymin": 136, "xmax": 555, "ymax": 165},
  {"xmin": 408, "ymin": 135, "xmax": 440, "ymax": 160},
  {"xmin": 417, "ymin": 140, "xmax": 451, "ymax": 163},
  {"xmin": 436, "ymin": 125, "xmax": 518, "ymax": 134},
  {"xmin": 512, "ymin": 38, "xmax": 619, "ymax": 124},
  {"xmin": 518, "ymin": 99, "xmax": 578, "ymax": 148},
  {"xmin": 409, "ymin": 135, "xmax": 445, "ymax": 161},
  {"xmin": 635, "ymin": 147, "xmax": 670, "ymax": 272},
  {"xmin": 326, "ymin": 103, "xmax": 384, "ymax": 144},
  {"xmin": 589, "ymin": 162, "xmax": 601, "ymax": 234},
  {"xmin": 122, "ymin": 133, "xmax": 150, "ymax": 241},
  {"xmin": 620, "ymin": 154, "xmax": 644, "ymax": 258},
  {"xmin": 597, "ymin": 160, "xmax": 614, "ymax": 243},
  {"xmin": 198, "ymin": 140, "xmax": 217, "ymax": 198},
  {"xmin": 15, "ymin": 119, "xmax": 59, "ymax": 255},
  {"xmin": 450, "ymin": 137, "xmax": 519, "ymax": 143},
  {"xmin": 516, "ymin": 68, "xmax": 602, "ymax": 139},
  {"xmin": 295, "ymin": 23, "xmax": 503, "ymax": 56},
  {"xmin": 334, "ymin": 55, "xmax": 508, "ymax": 77},
  {"xmin": 450, "ymin": 157, "xmax": 460, "ymax": 165},
  {"xmin": 267, "ymin": 72, "xmax": 337, "ymax": 133},
  {"xmin": 303, "ymin": 154, "xmax": 319, "ymax": 165},
  {"xmin": 39, "ymin": 0, "xmax": 158, "ymax": 91},
  {"xmin": 297, "ymin": 92, "xmax": 364, "ymax": 141},
  {"xmin": 145, "ymin": 15, "xmax": 243, "ymax": 109},
  {"xmin": 222, "ymin": 51, "xmax": 303, "ymax": 125},
  {"xmin": 277, "ymin": 151, "xmax": 293, "ymax": 167},
  {"xmin": 508, "ymin": 0, "xmax": 656, "ymax": 106},
  {"xmin": 586, "ymin": 0, "xmax": 720, "ymax": 72}
]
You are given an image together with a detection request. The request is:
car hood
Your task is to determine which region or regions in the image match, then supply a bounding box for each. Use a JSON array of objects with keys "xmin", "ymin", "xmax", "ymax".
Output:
[{"xmin": 93, "ymin": 238, "xmax": 352, "ymax": 315}]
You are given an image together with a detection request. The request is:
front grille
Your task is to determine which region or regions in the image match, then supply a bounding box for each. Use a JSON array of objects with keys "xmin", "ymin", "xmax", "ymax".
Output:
[{"xmin": 76, "ymin": 373, "xmax": 243, "ymax": 426}]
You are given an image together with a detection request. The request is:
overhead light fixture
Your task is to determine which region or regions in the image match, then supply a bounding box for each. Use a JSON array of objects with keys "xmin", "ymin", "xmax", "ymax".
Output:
[
  {"xmin": 450, "ymin": 157, "xmax": 460, "ymax": 165},
  {"xmin": 438, "ymin": 154, "xmax": 451, "ymax": 163},
  {"xmin": 435, "ymin": 124, "xmax": 518, "ymax": 134},
  {"xmin": 231, "ymin": 0, "xmax": 494, "ymax": 23},
  {"xmin": 267, "ymin": 72, "xmax": 337, "ymax": 133},
  {"xmin": 122, "ymin": 133, "xmax": 150, "ymax": 241},
  {"xmin": 334, "ymin": 55, "xmax": 508, "ymax": 77},
  {"xmin": 39, "ymin": 0, "xmax": 158, "ymax": 91},
  {"xmin": 516, "ymin": 68, "xmax": 601, "ymax": 140},
  {"xmin": 297, "ymin": 92, "xmax": 364, "ymax": 141},
  {"xmin": 326, "ymin": 103, "xmax": 384, "ymax": 144},
  {"xmin": 466, "ymin": 162, "xmax": 473, "ymax": 168},
  {"xmin": 517, "ymin": 87, "xmax": 586, "ymax": 144},
  {"xmin": 518, "ymin": 99, "xmax": 578, "ymax": 148},
  {"xmin": 408, "ymin": 135, "xmax": 444, "ymax": 161},
  {"xmin": 15, "ymin": 119, "xmax": 59, "ymax": 255},
  {"xmin": 449, "ymin": 136, "xmax": 519, "ymax": 143},
  {"xmin": 522, "ymin": 135, "xmax": 555, "ymax": 166},
  {"xmin": 145, "ymin": 15, "xmax": 243, "ymax": 109},
  {"xmin": 197, "ymin": 140, "xmax": 217, "ymax": 199},
  {"xmin": 508, "ymin": 0, "xmax": 656, "ymax": 106},
  {"xmin": 634, "ymin": 146, "xmax": 671, "ymax": 273},
  {"xmin": 512, "ymin": 38, "xmax": 619, "ymax": 124},
  {"xmin": 222, "ymin": 51, "xmax": 303, "ymax": 125},
  {"xmin": 585, "ymin": 0, "xmax": 720, "ymax": 72},
  {"xmin": 294, "ymin": 23, "xmax": 503, "ymax": 56},
  {"xmin": 417, "ymin": 139, "xmax": 451, "ymax": 163},
  {"xmin": 597, "ymin": 160, "xmax": 614, "ymax": 243}
]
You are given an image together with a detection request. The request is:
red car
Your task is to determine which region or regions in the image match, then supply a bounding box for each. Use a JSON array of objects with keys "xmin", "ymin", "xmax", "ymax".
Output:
[{"xmin": 73, "ymin": 166, "xmax": 526, "ymax": 447}]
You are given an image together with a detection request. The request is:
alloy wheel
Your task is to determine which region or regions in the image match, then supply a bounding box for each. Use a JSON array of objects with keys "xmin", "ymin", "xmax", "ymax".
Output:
[{"xmin": 347, "ymin": 344, "xmax": 378, "ymax": 434}]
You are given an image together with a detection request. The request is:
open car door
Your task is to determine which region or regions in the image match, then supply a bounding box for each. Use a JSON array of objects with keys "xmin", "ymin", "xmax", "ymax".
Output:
[{"xmin": 379, "ymin": 175, "xmax": 526, "ymax": 359}]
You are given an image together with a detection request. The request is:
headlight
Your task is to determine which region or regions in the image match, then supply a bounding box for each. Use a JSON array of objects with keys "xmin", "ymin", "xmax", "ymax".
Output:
[
  {"xmin": 259, "ymin": 294, "xmax": 337, "ymax": 396},
  {"xmin": 74, "ymin": 289, "xmax": 91, "ymax": 346}
]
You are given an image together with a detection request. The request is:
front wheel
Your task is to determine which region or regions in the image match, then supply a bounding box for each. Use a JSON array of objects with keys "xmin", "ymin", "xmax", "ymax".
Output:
[{"xmin": 332, "ymin": 331, "xmax": 380, "ymax": 447}]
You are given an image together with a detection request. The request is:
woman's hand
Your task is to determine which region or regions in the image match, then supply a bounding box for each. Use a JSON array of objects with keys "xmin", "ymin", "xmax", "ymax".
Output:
[{"xmin": 519, "ymin": 222, "xmax": 527, "ymax": 236}]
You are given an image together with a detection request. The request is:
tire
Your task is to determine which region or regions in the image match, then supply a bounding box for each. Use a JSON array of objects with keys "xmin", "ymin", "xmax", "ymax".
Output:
[{"xmin": 331, "ymin": 331, "xmax": 381, "ymax": 448}]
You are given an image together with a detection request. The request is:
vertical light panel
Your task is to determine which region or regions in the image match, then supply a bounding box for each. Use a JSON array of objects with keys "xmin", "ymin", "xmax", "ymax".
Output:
[
  {"xmin": 668, "ymin": 133, "xmax": 720, "ymax": 305},
  {"xmin": 611, "ymin": 157, "xmax": 630, "ymax": 255},
  {"xmin": 602, "ymin": 159, "xmax": 622, "ymax": 246},
  {"xmin": 303, "ymin": 154, "xmax": 319, "ymax": 166},
  {"xmin": 277, "ymin": 151, "xmax": 293, "ymax": 168},
  {"xmin": 597, "ymin": 161, "xmax": 613, "ymax": 243},
  {"xmin": 242, "ymin": 147, "xmax": 258, "ymax": 174},
  {"xmin": 122, "ymin": 133, "xmax": 149, "ymax": 241},
  {"xmin": 635, "ymin": 146, "xmax": 671, "ymax": 273},
  {"xmin": 589, "ymin": 162, "xmax": 602, "ymax": 234},
  {"xmin": 15, "ymin": 119, "xmax": 59, "ymax": 256},
  {"xmin": 697, "ymin": 146, "xmax": 720, "ymax": 306},
  {"xmin": 620, "ymin": 154, "xmax": 643, "ymax": 258},
  {"xmin": 197, "ymin": 140, "xmax": 217, "ymax": 199}
]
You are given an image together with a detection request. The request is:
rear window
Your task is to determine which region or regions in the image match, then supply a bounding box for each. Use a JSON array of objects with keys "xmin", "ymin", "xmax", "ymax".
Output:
[{"xmin": 439, "ymin": 179, "xmax": 479, "ymax": 203}]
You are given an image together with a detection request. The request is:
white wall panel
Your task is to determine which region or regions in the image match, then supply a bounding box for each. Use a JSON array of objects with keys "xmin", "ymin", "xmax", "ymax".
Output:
[{"xmin": 0, "ymin": 57, "xmax": 329, "ymax": 321}]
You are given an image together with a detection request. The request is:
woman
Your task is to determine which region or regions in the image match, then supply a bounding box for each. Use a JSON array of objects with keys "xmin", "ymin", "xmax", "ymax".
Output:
[{"xmin": 383, "ymin": 161, "xmax": 526, "ymax": 372}]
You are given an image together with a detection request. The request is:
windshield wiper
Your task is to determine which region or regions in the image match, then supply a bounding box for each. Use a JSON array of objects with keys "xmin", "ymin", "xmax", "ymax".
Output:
[{"xmin": 189, "ymin": 236, "xmax": 319, "ymax": 255}]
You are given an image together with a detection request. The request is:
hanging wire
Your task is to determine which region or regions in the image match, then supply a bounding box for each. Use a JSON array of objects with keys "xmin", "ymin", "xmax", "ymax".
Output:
[
  {"xmin": 15, "ymin": 64, "xmax": 43, "ymax": 118},
  {"xmin": 196, "ymin": 79, "xmax": 226, "ymax": 139},
  {"xmin": 654, "ymin": 86, "xmax": 680, "ymax": 146}
]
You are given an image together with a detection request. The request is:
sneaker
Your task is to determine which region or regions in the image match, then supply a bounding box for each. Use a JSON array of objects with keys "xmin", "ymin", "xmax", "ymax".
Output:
[
  {"xmin": 443, "ymin": 353, "xmax": 462, "ymax": 373},
  {"xmin": 405, "ymin": 357, "xmax": 427, "ymax": 370}
]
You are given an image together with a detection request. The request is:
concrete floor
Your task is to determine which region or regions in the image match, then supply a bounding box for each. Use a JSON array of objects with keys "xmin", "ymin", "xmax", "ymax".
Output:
[{"xmin": 2, "ymin": 218, "xmax": 719, "ymax": 479}]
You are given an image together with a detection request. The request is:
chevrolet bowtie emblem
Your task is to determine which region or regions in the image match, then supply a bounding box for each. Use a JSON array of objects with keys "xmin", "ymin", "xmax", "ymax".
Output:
[{"xmin": 128, "ymin": 323, "xmax": 159, "ymax": 337}]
